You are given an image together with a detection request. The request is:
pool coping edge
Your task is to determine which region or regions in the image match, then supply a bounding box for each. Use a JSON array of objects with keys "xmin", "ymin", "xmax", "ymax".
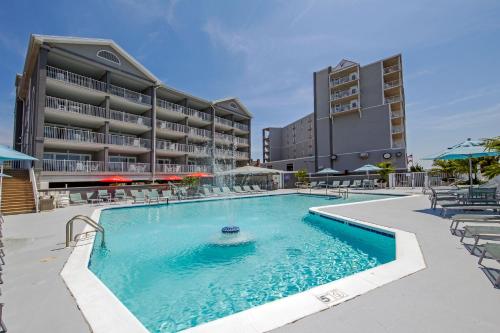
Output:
[{"xmin": 60, "ymin": 192, "xmax": 426, "ymax": 333}]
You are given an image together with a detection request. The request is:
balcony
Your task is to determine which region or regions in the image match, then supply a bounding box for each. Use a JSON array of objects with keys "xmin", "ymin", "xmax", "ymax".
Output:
[
  {"xmin": 156, "ymin": 140, "xmax": 193, "ymax": 154},
  {"xmin": 108, "ymin": 84, "xmax": 151, "ymax": 105},
  {"xmin": 385, "ymin": 96, "xmax": 402, "ymax": 104},
  {"xmin": 46, "ymin": 96, "xmax": 106, "ymax": 118},
  {"xmin": 157, "ymin": 120, "xmax": 188, "ymax": 134},
  {"xmin": 109, "ymin": 109, "xmax": 151, "ymax": 127},
  {"xmin": 392, "ymin": 141, "xmax": 406, "ymax": 149},
  {"xmin": 156, "ymin": 98, "xmax": 212, "ymax": 123},
  {"xmin": 215, "ymin": 116, "xmax": 233, "ymax": 128},
  {"xmin": 214, "ymin": 132, "xmax": 233, "ymax": 143},
  {"xmin": 42, "ymin": 159, "xmax": 104, "ymax": 173},
  {"xmin": 234, "ymin": 122, "xmax": 249, "ymax": 132},
  {"xmin": 331, "ymin": 101, "xmax": 359, "ymax": 114},
  {"xmin": 46, "ymin": 66, "xmax": 152, "ymax": 107},
  {"xmin": 391, "ymin": 126, "xmax": 404, "ymax": 134},
  {"xmin": 384, "ymin": 80, "xmax": 401, "ymax": 90},
  {"xmin": 330, "ymin": 73, "xmax": 358, "ymax": 87},
  {"xmin": 187, "ymin": 127, "xmax": 212, "ymax": 140},
  {"xmin": 108, "ymin": 162, "xmax": 150, "ymax": 173},
  {"xmin": 155, "ymin": 163, "xmax": 212, "ymax": 173},
  {"xmin": 331, "ymin": 88, "xmax": 358, "ymax": 101},
  {"xmin": 46, "ymin": 66, "xmax": 107, "ymax": 93},
  {"xmin": 384, "ymin": 64, "xmax": 400, "ymax": 75},
  {"xmin": 44, "ymin": 125, "xmax": 105, "ymax": 144},
  {"xmin": 235, "ymin": 151, "xmax": 249, "ymax": 159},
  {"xmin": 108, "ymin": 134, "xmax": 151, "ymax": 149},
  {"xmin": 391, "ymin": 111, "xmax": 403, "ymax": 119},
  {"xmin": 235, "ymin": 137, "xmax": 249, "ymax": 146}
]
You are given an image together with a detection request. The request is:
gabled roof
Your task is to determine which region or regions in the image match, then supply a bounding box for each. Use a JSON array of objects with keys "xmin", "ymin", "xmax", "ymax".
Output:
[
  {"xmin": 332, "ymin": 59, "xmax": 358, "ymax": 71},
  {"xmin": 212, "ymin": 97, "xmax": 253, "ymax": 117},
  {"xmin": 30, "ymin": 34, "xmax": 159, "ymax": 83}
]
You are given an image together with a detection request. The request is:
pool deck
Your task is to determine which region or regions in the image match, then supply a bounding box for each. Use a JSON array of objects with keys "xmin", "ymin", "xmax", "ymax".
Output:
[{"xmin": 3, "ymin": 188, "xmax": 500, "ymax": 332}]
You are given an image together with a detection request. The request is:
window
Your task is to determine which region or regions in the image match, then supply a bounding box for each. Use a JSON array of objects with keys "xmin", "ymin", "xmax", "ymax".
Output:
[
  {"xmin": 97, "ymin": 50, "xmax": 121, "ymax": 65},
  {"xmin": 286, "ymin": 163, "xmax": 293, "ymax": 171},
  {"xmin": 109, "ymin": 156, "xmax": 136, "ymax": 163}
]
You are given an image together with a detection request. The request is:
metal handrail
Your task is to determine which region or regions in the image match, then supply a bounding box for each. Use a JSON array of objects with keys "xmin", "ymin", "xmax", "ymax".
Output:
[{"xmin": 65, "ymin": 215, "xmax": 105, "ymax": 248}]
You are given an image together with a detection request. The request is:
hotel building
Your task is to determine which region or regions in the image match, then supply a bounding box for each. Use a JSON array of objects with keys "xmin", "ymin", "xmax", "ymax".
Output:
[
  {"xmin": 263, "ymin": 55, "xmax": 407, "ymax": 173},
  {"xmin": 12, "ymin": 35, "xmax": 251, "ymax": 188}
]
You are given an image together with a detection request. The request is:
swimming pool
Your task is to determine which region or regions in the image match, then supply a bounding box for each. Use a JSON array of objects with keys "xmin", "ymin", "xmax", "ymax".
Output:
[{"xmin": 89, "ymin": 194, "xmax": 396, "ymax": 332}]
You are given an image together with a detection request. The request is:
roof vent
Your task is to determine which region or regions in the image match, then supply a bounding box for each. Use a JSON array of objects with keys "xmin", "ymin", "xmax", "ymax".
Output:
[{"xmin": 97, "ymin": 50, "xmax": 121, "ymax": 65}]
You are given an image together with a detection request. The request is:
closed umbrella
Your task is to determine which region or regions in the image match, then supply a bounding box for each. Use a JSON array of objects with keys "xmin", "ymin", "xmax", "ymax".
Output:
[
  {"xmin": 316, "ymin": 168, "xmax": 340, "ymax": 194},
  {"xmin": 423, "ymin": 138, "xmax": 500, "ymax": 186},
  {"xmin": 99, "ymin": 176, "xmax": 133, "ymax": 183}
]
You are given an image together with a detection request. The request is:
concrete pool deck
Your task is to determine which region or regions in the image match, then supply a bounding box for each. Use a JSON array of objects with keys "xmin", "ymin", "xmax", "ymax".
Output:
[{"xmin": 2, "ymin": 188, "xmax": 500, "ymax": 332}]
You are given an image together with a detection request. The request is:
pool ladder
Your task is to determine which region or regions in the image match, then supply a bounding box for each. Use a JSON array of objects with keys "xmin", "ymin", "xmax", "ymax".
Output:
[{"xmin": 65, "ymin": 215, "xmax": 105, "ymax": 248}]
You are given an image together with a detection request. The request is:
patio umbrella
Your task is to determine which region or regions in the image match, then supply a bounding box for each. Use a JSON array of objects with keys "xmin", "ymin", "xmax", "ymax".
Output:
[
  {"xmin": 423, "ymin": 138, "xmax": 500, "ymax": 186},
  {"xmin": 99, "ymin": 176, "xmax": 133, "ymax": 183},
  {"xmin": 0, "ymin": 145, "xmax": 37, "ymax": 212},
  {"xmin": 186, "ymin": 172, "xmax": 213, "ymax": 178},
  {"xmin": 316, "ymin": 168, "xmax": 340, "ymax": 193},
  {"xmin": 354, "ymin": 164, "xmax": 382, "ymax": 180},
  {"xmin": 162, "ymin": 175, "xmax": 183, "ymax": 181}
]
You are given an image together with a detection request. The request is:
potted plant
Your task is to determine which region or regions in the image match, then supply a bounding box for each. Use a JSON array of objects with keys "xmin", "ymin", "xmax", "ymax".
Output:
[
  {"xmin": 181, "ymin": 176, "xmax": 200, "ymax": 196},
  {"xmin": 295, "ymin": 168, "xmax": 309, "ymax": 188},
  {"xmin": 376, "ymin": 162, "xmax": 395, "ymax": 188}
]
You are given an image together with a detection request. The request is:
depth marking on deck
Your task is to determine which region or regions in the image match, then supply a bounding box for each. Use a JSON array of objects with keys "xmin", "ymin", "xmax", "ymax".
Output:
[{"xmin": 316, "ymin": 288, "xmax": 348, "ymax": 305}]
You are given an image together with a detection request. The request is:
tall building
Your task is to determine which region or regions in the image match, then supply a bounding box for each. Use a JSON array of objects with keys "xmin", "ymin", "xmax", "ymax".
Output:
[
  {"xmin": 262, "ymin": 113, "xmax": 314, "ymax": 171},
  {"xmin": 263, "ymin": 55, "xmax": 407, "ymax": 173},
  {"xmin": 13, "ymin": 35, "xmax": 251, "ymax": 188}
]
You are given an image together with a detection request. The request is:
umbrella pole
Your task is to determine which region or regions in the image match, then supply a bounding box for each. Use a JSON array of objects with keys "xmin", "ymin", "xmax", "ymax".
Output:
[
  {"xmin": 0, "ymin": 163, "xmax": 3, "ymax": 212},
  {"xmin": 469, "ymin": 156, "xmax": 473, "ymax": 188}
]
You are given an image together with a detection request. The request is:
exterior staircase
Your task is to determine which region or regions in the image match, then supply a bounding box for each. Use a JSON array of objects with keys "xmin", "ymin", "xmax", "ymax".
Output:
[{"xmin": 1, "ymin": 169, "xmax": 36, "ymax": 215}]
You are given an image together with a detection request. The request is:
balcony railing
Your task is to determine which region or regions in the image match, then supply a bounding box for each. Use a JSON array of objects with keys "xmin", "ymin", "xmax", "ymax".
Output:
[
  {"xmin": 108, "ymin": 134, "xmax": 151, "ymax": 148},
  {"xmin": 43, "ymin": 159, "xmax": 104, "ymax": 173},
  {"xmin": 214, "ymin": 148, "xmax": 233, "ymax": 158},
  {"xmin": 108, "ymin": 84, "xmax": 151, "ymax": 105},
  {"xmin": 392, "ymin": 126, "xmax": 404, "ymax": 134},
  {"xmin": 331, "ymin": 88, "xmax": 358, "ymax": 101},
  {"xmin": 383, "ymin": 64, "xmax": 400, "ymax": 75},
  {"xmin": 331, "ymin": 73, "xmax": 358, "ymax": 86},
  {"xmin": 46, "ymin": 66, "xmax": 107, "ymax": 92},
  {"xmin": 44, "ymin": 125, "xmax": 105, "ymax": 143},
  {"xmin": 156, "ymin": 98, "xmax": 212, "ymax": 122},
  {"xmin": 110, "ymin": 109, "xmax": 151, "ymax": 127},
  {"xmin": 384, "ymin": 80, "xmax": 401, "ymax": 89},
  {"xmin": 234, "ymin": 122, "xmax": 249, "ymax": 132},
  {"xmin": 391, "ymin": 111, "xmax": 403, "ymax": 119},
  {"xmin": 156, "ymin": 140, "xmax": 194, "ymax": 154},
  {"xmin": 215, "ymin": 132, "xmax": 233, "ymax": 142},
  {"xmin": 392, "ymin": 141, "xmax": 406, "ymax": 148},
  {"xmin": 234, "ymin": 151, "xmax": 249, "ymax": 159},
  {"xmin": 235, "ymin": 137, "xmax": 249, "ymax": 146},
  {"xmin": 331, "ymin": 102, "xmax": 359, "ymax": 114},
  {"xmin": 155, "ymin": 163, "xmax": 212, "ymax": 173},
  {"xmin": 46, "ymin": 96, "xmax": 107, "ymax": 118},
  {"xmin": 156, "ymin": 120, "xmax": 188, "ymax": 134},
  {"xmin": 385, "ymin": 96, "xmax": 402, "ymax": 104},
  {"xmin": 108, "ymin": 162, "xmax": 150, "ymax": 172},
  {"xmin": 215, "ymin": 116, "xmax": 233, "ymax": 127},
  {"xmin": 193, "ymin": 145, "xmax": 211, "ymax": 156},
  {"xmin": 188, "ymin": 127, "xmax": 212, "ymax": 139},
  {"xmin": 47, "ymin": 66, "xmax": 152, "ymax": 106}
]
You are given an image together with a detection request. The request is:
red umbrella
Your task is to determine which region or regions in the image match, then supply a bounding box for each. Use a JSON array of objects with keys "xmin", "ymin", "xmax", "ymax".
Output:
[
  {"xmin": 162, "ymin": 175, "xmax": 183, "ymax": 181},
  {"xmin": 99, "ymin": 176, "xmax": 133, "ymax": 183},
  {"xmin": 187, "ymin": 172, "xmax": 213, "ymax": 178}
]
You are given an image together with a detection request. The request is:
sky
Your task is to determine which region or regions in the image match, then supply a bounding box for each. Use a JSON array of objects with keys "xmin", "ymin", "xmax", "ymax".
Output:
[{"xmin": 0, "ymin": 0, "xmax": 499, "ymax": 166}]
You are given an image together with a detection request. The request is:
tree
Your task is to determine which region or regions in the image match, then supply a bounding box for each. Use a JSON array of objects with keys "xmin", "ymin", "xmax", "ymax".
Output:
[
  {"xmin": 482, "ymin": 136, "xmax": 500, "ymax": 179},
  {"xmin": 295, "ymin": 168, "xmax": 309, "ymax": 184},
  {"xmin": 410, "ymin": 163, "xmax": 424, "ymax": 172},
  {"xmin": 376, "ymin": 162, "xmax": 395, "ymax": 183},
  {"xmin": 181, "ymin": 176, "xmax": 199, "ymax": 189}
]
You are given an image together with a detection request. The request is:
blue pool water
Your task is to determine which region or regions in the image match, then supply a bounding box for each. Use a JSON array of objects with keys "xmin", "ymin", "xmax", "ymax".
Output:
[{"xmin": 89, "ymin": 194, "xmax": 396, "ymax": 332}]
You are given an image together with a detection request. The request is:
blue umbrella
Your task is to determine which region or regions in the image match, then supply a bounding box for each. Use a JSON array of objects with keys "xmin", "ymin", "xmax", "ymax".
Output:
[
  {"xmin": 423, "ymin": 138, "xmax": 500, "ymax": 186},
  {"xmin": 0, "ymin": 145, "xmax": 37, "ymax": 212},
  {"xmin": 316, "ymin": 168, "xmax": 340, "ymax": 193},
  {"xmin": 0, "ymin": 145, "xmax": 37, "ymax": 162}
]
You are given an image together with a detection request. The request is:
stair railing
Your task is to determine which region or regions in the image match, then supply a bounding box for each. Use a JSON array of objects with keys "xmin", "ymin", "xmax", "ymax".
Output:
[{"xmin": 29, "ymin": 167, "xmax": 39, "ymax": 213}]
